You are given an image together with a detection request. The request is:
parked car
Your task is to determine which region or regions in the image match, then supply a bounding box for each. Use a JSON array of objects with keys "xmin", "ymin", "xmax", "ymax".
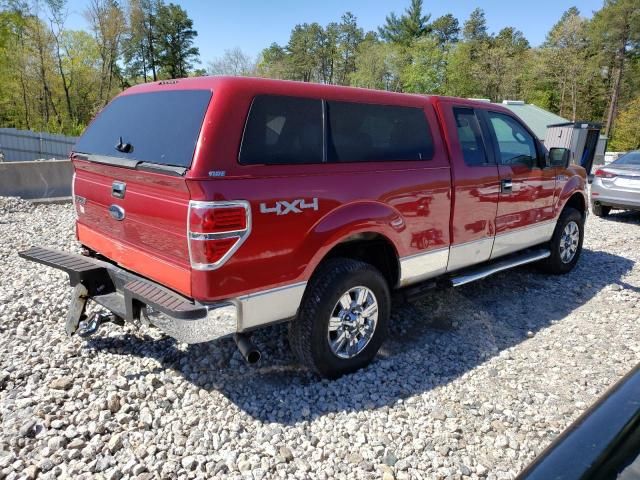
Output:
[
  {"xmin": 591, "ymin": 150, "xmax": 640, "ymax": 216},
  {"xmin": 518, "ymin": 363, "xmax": 640, "ymax": 480},
  {"xmin": 19, "ymin": 77, "xmax": 587, "ymax": 378}
]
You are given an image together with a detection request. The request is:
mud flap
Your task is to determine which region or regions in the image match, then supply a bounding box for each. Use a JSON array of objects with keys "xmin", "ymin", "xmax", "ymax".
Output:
[{"xmin": 66, "ymin": 283, "xmax": 89, "ymax": 336}]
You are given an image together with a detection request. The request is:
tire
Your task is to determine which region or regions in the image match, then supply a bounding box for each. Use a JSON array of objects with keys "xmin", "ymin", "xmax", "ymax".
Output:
[
  {"xmin": 540, "ymin": 207, "xmax": 584, "ymax": 274},
  {"xmin": 592, "ymin": 203, "xmax": 611, "ymax": 217},
  {"xmin": 289, "ymin": 258, "xmax": 391, "ymax": 379}
]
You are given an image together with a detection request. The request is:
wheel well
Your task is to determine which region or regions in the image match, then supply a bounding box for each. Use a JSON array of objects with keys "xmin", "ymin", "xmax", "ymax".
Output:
[
  {"xmin": 321, "ymin": 233, "xmax": 400, "ymax": 287},
  {"xmin": 564, "ymin": 193, "xmax": 586, "ymax": 218}
]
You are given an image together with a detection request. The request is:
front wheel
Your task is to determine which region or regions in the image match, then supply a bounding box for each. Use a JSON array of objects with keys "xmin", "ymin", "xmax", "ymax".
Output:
[
  {"xmin": 289, "ymin": 258, "xmax": 390, "ymax": 379},
  {"xmin": 540, "ymin": 207, "xmax": 584, "ymax": 274}
]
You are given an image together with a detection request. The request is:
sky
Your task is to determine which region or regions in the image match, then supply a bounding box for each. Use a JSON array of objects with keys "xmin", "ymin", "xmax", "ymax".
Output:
[{"xmin": 63, "ymin": 0, "xmax": 605, "ymax": 68}]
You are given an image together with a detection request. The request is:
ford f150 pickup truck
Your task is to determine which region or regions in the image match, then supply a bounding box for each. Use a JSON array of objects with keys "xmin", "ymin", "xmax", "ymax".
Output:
[{"xmin": 20, "ymin": 77, "xmax": 587, "ymax": 378}]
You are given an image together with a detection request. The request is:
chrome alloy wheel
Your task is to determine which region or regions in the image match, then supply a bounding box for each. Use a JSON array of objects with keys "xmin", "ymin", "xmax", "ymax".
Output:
[
  {"xmin": 327, "ymin": 286, "xmax": 379, "ymax": 359},
  {"xmin": 559, "ymin": 220, "xmax": 580, "ymax": 263}
]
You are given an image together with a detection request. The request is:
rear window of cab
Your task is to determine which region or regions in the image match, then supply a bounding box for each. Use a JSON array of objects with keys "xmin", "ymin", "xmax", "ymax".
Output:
[
  {"xmin": 74, "ymin": 90, "xmax": 212, "ymax": 168},
  {"xmin": 239, "ymin": 95, "xmax": 434, "ymax": 165}
]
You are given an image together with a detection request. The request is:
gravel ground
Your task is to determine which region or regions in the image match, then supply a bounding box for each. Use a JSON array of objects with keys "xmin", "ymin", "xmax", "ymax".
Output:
[{"xmin": 1, "ymin": 196, "xmax": 639, "ymax": 480}]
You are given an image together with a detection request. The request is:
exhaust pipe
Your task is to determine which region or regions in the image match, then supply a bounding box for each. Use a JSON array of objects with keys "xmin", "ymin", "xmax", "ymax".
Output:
[{"xmin": 234, "ymin": 333, "xmax": 261, "ymax": 364}]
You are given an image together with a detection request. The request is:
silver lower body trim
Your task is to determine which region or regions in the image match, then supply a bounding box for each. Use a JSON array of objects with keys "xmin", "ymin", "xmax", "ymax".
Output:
[
  {"xmin": 490, "ymin": 220, "xmax": 555, "ymax": 259},
  {"xmin": 447, "ymin": 237, "xmax": 494, "ymax": 272},
  {"xmin": 399, "ymin": 247, "xmax": 449, "ymax": 286},
  {"xmin": 237, "ymin": 281, "xmax": 307, "ymax": 331},
  {"xmin": 147, "ymin": 282, "xmax": 307, "ymax": 344},
  {"xmin": 408, "ymin": 220, "xmax": 558, "ymax": 279}
]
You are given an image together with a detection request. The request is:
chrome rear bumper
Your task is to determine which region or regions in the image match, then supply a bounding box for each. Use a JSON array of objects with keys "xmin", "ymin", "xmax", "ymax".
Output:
[
  {"xmin": 18, "ymin": 246, "xmax": 237, "ymax": 344},
  {"xmin": 142, "ymin": 303, "xmax": 237, "ymax": 344}
]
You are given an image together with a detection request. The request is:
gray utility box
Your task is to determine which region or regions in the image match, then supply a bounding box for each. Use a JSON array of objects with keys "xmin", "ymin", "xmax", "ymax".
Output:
[{"xmin": 544, "ymin": 122, "xmax": 607, "ymax": 175}]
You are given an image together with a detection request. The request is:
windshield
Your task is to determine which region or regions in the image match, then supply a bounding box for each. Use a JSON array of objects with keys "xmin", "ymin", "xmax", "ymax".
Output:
[
  {"xmin": 613, "ymin": 151, "xmax": 640, "ymax": 166},
  {"xmin": 74, "ymin": 90, "xmax": 212, "ymax": 168}
]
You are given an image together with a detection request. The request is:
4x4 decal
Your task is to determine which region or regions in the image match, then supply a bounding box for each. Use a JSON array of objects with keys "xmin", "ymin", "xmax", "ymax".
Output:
[{"xmin": 260, "ymin": 198, "xmax": 319, "ymax": 216}]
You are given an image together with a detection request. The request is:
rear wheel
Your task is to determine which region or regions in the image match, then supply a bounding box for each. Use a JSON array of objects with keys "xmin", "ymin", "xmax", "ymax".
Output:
[
  {"xmin": 540, "ymin": 207, "xmax": 584, "ymax": 274},
  {"xmin": 289, "ymin": 258, "xmax": 390, "ymax": 379},
  {"xmin": 592, "ymin": 203, "xmax": 611, "ymax": 217}
]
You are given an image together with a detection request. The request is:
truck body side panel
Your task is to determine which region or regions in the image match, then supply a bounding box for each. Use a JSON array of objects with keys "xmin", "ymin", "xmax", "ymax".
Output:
[{"xmin": 187, "ymin": 81, "xmax": 452, "ymax": 300}]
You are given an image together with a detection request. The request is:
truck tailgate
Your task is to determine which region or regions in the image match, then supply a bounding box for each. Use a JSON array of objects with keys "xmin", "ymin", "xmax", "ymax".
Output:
[{"xmin": 73, "ymin": 159, "xmax": 192, "ymax": 296}]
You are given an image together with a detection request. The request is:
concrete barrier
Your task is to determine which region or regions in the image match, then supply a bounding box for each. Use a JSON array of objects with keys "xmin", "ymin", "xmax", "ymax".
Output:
[{"xmin": 0, "ymin": 159, "xmax": 73, "ymax": 199}]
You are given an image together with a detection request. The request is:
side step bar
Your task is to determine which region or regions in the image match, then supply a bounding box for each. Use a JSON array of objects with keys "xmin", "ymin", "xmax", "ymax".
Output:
[{"xmin": 450, "ymin": 249, "xmax": 550, "ymax": 287}]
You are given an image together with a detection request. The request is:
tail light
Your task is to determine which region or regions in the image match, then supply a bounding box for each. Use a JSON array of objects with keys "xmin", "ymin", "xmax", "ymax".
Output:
[
  {"xmin": 71, "ymin": 171, "xmax": 77, "ymax": 219},
  {"xmin": 595, "ymin": 169, "xmax": 616, "ymax": 179},
  {"xmin": 187, "ymin": 200, "xmax": 251, "ymax": 270}
]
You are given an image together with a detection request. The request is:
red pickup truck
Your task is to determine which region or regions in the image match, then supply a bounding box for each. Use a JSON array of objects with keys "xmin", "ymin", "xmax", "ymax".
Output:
[{"xmin": 20, "ymin": 77, "xmax": 587, "ymax": 378}]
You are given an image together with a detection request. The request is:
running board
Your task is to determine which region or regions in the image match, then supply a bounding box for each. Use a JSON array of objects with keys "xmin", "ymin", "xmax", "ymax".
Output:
[{"xmin": 450, "ymin": 249, "xmax": 551, "ymax": 287}]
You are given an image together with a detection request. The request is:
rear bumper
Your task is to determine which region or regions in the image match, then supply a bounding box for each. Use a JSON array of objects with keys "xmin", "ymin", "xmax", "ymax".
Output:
[
  {"xmin": 591, "ymin": 183, "xmax": 640, "ymax": 210},
  {"xmin": 18, "ymin": 246, "xmax": 236, "ymax": 344},
  {"xmin": 591, "ymin": 193, "xmax": 640, "ymax": 211}
]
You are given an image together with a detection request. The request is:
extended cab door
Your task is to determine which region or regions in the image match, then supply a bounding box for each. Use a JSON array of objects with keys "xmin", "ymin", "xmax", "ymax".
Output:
[
  {"xmin": 438, "ymin": 102, "xmax": 500, "ymax": 272},
  {"xmin": 480, "ymin": 110, "xmax": 556, "ymax": 259}
]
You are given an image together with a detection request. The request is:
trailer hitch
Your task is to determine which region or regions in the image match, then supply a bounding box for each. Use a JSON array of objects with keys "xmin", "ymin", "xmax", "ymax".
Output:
[{"xmin": 77, "ymin": 312, "xmax": 125, "ymax": 338}]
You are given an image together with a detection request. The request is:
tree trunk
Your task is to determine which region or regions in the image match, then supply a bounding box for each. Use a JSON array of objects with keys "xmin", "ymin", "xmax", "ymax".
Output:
[
  {"xmin": 54, "ymin": 37, "xmax": 74, "ymax": 123},
  {"xmin": 145, "ymin": 14, "xmax": 157, "ymax": 81},
  {"xmin": 19, "ymin": 72, "xmax": 30, "ymax": 129},
  {"xmin": 559, "ymin": 77, "xmax": 566, "ymax": 118},
  {"xmin": 604, "ymin": 24, "xmax": 629, "ymax": 137},
  {"xmin": 604, "ymin": 64, "xmax": 623, "ymax": 137},
  {"xmin": 571, "ymin": 77, "xmax": 577, "ymax": 122}
]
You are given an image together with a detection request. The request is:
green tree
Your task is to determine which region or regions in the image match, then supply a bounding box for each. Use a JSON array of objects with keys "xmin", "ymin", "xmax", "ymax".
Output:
[
  {"xmin": 122, "ymin": 0, "xmax": 162, "ymax": 82},
  {"xmin": 349, "ymin": 35, "xmax": 400, "ymax": 90},
  {"xmin": 401, "ymin": 36, "xmax": 445, "ymax": 93},
  {"xmin": 610, "ymin": 95, "xmax": 640, "ymax": 150},
  {"xmin": 317, "ymin": 22, "xmax": 339, "ymax": 84},
  {"xmin": 45, "ymin": 0, "xmax": 74, "ymax": 123},
  {"xmin": 480, "ymin": 27, "xmax": 530, "ymax": 101},
  {"xmin": 155, "ymin": 2, "xmax": 199, "ymax": 78},
  {"xmin": 378, "ymin": 0, "xmax": 431, "ymax": 45},
  {"xmin": 444, "ymin": 42, "xmax": 480, "ymax": 97},
  {"xmin": 286, "ymin": 23, "xmax": 323, "ymax": 82},
  {"xmin": 61, "ymin": 29, "xmax": 101, "ymax": 130},
  {"xmin": 444, "ymin": 9, "xmax": 490, "ymax": 98},
  {"xmin": 590, "ymin": 0, "xmax": 640, "ymax": 136},
  {"xmin": 537, "ymin": 7, "xmax": 590, "ymax": 120},
  {"xmin": 256, "ymin": 42, "xmax": 289, "ymax": 79},
  {"xmin": 0, "ymin": 9, "xmax": 27, "ymax": 128},
  {"xmin": 431, "ymin": 14, "xmax": 459, "ymax": 47},
  {"xmin": 335, "ymin": 12, "xmax": 363, "ymax": 85},
  {"xmin": 84, "ymin": 0, "xmax": 126, "ymax": 104},
  {"xmin": 462, "ymin": 8, "xmax": 488, "ymax": 43}
]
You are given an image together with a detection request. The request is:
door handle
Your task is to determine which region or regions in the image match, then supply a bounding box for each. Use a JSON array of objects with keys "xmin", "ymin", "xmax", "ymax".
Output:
[
  {"xmin": 112, "ymin": 181, "xmax": 126, "ymax": 199},
  {"xmin": 501, "ymin": 178, "xmax": 513, "ymax": 193}
]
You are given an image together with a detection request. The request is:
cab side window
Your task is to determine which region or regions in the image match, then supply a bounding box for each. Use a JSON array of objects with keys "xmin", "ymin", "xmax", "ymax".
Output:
[
  {"xmin": 453, "ymin": 107, "xmax": 488, "ymax": 166},
  {"xmin": 239, "ymin": 95, "xmax": 323, "ymax": 165},
  {"xmin": 326, "ymin": 101, "xmax": 433, "ymax": 163},
  {"xmin": 487, "ymin": 111, "xmax": 537, "ymax": 169}
]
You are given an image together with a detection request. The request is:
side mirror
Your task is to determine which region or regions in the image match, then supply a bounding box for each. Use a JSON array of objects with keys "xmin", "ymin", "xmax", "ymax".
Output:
[{"xmin": 548, "ymin": 148, "xmax": 570, "ymax": 168}]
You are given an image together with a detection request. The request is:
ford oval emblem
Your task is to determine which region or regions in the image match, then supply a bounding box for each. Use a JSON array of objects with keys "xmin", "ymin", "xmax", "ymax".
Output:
[{"xmin": 109, "ymin": 204, "xmax": 125, "ymax": 221}]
